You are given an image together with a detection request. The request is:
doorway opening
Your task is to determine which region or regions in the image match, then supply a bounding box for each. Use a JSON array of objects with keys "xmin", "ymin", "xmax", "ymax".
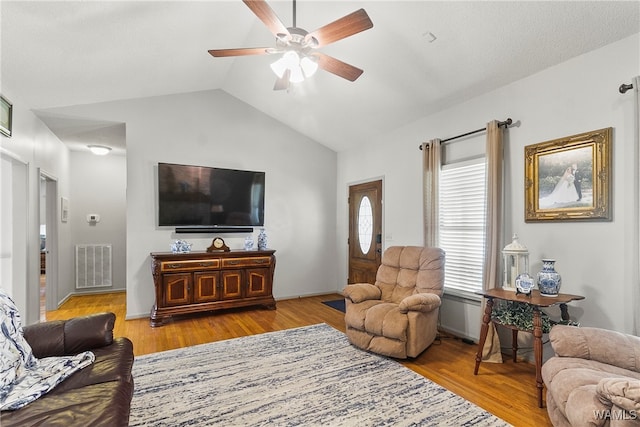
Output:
[{"xmin": 39, "ymin": 171, "xmax": 59, "ymax": 320}]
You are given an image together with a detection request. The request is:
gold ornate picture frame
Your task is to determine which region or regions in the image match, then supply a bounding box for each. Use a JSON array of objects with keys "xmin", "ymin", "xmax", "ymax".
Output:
[{"xmin": 525, "ymin": 127, "xmax": 612, "ymax": 222}]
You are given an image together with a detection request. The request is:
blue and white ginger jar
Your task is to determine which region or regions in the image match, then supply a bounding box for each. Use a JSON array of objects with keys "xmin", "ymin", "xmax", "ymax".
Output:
[
  {"xmin": 537, "ymin": 259, "xmax": 561, "ymax": 296},
  {"xmin": 257, "ymin": 228, "xmax": 267, "ymax": 250}
]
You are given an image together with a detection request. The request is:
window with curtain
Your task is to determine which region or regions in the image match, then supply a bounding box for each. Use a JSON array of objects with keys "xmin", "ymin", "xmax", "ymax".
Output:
[{"xmin": 439, "ymin": 157, "xmax": 486, "ymax": 296}]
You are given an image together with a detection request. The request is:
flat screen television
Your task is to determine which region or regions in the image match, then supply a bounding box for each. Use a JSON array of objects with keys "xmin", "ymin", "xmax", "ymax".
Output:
[{"xmin": 157, "ymin": 162, "xmax": 265, "ymax": 228}]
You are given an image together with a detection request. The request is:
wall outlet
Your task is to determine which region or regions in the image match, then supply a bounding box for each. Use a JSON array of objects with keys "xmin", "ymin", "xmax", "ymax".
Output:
[{"xmin": 87, "ymin": 214, "xmax": 100, "ymax": 223}]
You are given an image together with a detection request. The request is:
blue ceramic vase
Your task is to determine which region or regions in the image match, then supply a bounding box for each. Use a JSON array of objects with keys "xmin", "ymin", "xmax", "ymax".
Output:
[
  {"xmin": 537, "ymin": 259, "xmax": 561, "ymax": 296},
  {"xmin": 257, "ymin": 228, "xmax": 267, "ymax": 250}
]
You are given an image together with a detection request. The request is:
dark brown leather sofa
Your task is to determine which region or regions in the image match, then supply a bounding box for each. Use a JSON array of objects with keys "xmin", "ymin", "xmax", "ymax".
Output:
[{"xmin": 0, "ymin": 312, "xmax": 134, "ymax": 427}]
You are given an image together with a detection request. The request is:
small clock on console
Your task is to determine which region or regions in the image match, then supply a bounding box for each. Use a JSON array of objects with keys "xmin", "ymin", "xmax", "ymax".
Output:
[{"xmin": 207, "ymin": 237, "xmax": 230, "ymax": 252}]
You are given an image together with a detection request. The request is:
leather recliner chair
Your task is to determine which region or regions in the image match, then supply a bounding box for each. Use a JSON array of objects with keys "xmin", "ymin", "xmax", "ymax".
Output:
[{"xmin": 0, "ymin": 312, "xmax": 134, "ymax": 427}]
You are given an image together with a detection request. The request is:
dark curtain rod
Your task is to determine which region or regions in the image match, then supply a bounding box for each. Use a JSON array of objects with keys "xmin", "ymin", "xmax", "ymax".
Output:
[{"xmin": 419, "ymin": 118, "xmax": 513, "ymax": 150}]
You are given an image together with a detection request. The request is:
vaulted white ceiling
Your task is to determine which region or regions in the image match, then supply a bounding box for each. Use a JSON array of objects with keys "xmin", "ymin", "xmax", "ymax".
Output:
[{"xmin": 2, "ymin": 1, "xmax": 639, "ymax": 152}]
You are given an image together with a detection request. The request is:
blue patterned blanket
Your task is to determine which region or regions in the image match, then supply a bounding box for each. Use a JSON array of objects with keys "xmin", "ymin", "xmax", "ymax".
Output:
[{"xmin": 0, "ymin": 288, "xmax": 94, "ymax": 411}]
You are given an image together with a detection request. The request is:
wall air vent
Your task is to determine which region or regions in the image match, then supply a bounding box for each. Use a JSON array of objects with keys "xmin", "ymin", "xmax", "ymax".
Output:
[{"xmin": 75, "ymin": 244, "xmax": 112, "ymax": 289}]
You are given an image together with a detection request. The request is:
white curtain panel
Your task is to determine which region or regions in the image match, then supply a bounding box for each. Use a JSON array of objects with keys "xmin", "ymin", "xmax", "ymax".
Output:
[
  {"xmin": 481, "ymin": 120, "xmax": 504, "ymax": 363},
  {"xmin": 422, "ymin": 139, "xmax": 441, "ymax": 247}
]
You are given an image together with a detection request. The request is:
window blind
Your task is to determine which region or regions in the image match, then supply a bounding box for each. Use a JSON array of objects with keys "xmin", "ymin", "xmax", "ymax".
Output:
[{"xmin": 439, "ymin": 158, "xmax": 486, "ymax": 294}]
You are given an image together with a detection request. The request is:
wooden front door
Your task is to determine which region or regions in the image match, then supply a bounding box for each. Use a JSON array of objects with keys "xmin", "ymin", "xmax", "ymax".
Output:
[{"xmin": 348, "ymin": 180, "xmax": 382, "ymax": 284}]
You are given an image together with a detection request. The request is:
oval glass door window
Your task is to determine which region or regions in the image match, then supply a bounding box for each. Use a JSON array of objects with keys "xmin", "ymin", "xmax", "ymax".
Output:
[{"xmin": 358, "ymin": 196, "xmax": 373, "ymax": 254}]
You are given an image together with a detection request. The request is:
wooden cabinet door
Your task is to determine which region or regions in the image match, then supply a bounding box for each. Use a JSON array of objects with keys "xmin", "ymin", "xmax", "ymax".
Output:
[
  {"xmin": 163, "ymin": 273, "xmax": 191, "ymax": 306},
  {"xmin": 193, "ymin": 271, "xmax": 220, "ymax": 303},
  {"xmin": 221, "ymin": 270, "xmax": 243, "ymax": 300},
  {"xmin": 245, "ymin": 268, "xmax": 271, "ymax": 297}
]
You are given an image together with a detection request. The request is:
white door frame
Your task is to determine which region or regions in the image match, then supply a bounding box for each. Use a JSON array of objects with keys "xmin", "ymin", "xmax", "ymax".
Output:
[
  {"xmin": 1, "ymin": 149, "xmax": 29, "ymax": 317},
  {"xmin": 39, "ymin": 169, "xmax": 59, "ymax": 312}
]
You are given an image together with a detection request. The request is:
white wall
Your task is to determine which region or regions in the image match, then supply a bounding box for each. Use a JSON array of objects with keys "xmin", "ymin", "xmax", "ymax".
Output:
[
  {"xmin": 337, "ymin": 34, "xmax": 640, "ymax": 341},
  {"xmin": 0, "ymin": 90, "xmax": 73, "ymax": 325},
  {"xmin": 0, "ymin": 154, "xmax": 27, "ymax": 314},
  {"xmin": 69, "ymin": 151, "xmax": 127, "ymax": 291},
  {"xmin": 47, "ymin": 89, "xmax": 338, "ymax": 319}
]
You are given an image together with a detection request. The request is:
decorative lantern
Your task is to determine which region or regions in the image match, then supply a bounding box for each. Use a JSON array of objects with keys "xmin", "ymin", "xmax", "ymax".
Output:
[{"xmin": 502, "ymin": 234, "xmax": 529, "ymax": 292}]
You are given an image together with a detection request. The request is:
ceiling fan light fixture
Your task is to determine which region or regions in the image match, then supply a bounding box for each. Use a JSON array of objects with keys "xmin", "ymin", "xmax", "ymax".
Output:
[
  {"xmin": 300, "ymin": 55, "xmax": 318, "ymax": 78},
  {"xmin": 289, "ymin": 64, "xmax": 305, "ymax": 83},
  {"xmin": 282, "ymin": 51, "xmax": 300, "ymax": 69},
  {"xmin": 270, "ymin": 51, "xmax": 300, "ymax": 78},
  {"xmin": 87, "ymin": 145, "xmax": 111, "ymax": 156},
  {"xmin": 270, "ymin": 57, "xmax": 287, "ymax": 78},
  {"xmin": 270, "ymin": 50, "xmax": 307, "ymax": 83}
]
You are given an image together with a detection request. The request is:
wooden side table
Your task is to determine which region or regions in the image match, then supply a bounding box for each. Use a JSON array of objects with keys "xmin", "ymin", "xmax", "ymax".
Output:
[{"xmin": 473, "ymin": 288, "xmax": 584, "ymax": 408}]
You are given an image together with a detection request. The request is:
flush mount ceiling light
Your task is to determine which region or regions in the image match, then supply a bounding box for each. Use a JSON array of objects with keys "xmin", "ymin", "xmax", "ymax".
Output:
[
  {"xmin": 208, "ymin": 0, "xmax": 373, "ymax": 91},
  {"xmin": 87, "ymin": 145, "xmax": 112, "ymax": 155}
]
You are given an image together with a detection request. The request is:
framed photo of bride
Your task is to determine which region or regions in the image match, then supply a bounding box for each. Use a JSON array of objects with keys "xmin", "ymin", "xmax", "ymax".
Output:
[{"xmin": 525, "ymin": 127, "xmax": 612, "ymax": 222}]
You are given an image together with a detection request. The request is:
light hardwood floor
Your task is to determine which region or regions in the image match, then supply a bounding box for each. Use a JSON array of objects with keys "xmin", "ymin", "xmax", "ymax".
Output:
[{"xmin": 45, "ymin": 292, "xmax": 552, "ymax": 427}]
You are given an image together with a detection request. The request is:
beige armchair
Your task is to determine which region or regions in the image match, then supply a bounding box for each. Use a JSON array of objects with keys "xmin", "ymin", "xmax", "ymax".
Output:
[
  {"xmin": 542, "ymin": 325, "xmax": 640, "ymax": 426},
  {"xmin": 343, "ymin": 246, "xmax": 445, "ymax": 359}
]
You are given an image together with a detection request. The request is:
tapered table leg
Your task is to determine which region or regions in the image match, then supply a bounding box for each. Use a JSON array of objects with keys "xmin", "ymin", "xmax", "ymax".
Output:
[
  {"xmin": 474, "ymin": 297, "xmax": 494, "ymax": 375},
  {"xmin": 533, "ymin": 306, "xmax": 544, "ymax": 408}
]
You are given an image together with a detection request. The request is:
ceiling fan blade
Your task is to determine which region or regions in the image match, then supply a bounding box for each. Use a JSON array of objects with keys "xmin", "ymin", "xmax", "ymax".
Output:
[
  {"xmin": 314, "ymin": 53, "xmax": 364, "ymax": 82},
  {"xmin": 273, "ymin": 69, "xmax": 291, "ymax": 91},
  {"xmin": 208, "ymin": 47, "xmax": 272, "ymax": 57},
  {"xmin": 243, "ymin": 0, "xmax": 291, "ymax": 40},
  {"xmin": 305, "ymin": 9, "xmax": 373, "ymax": 48}
]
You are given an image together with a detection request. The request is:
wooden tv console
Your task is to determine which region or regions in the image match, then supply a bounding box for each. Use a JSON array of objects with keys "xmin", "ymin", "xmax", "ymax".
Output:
[{"xmin": 149, "ymin": 249, "xmax": 276, "ymax": 327}]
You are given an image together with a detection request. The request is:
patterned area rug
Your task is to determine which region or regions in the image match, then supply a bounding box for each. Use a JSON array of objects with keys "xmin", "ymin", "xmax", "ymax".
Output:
[{"xmin": 130, "ymin": 324, "xmax": 510, "ymax": 426}]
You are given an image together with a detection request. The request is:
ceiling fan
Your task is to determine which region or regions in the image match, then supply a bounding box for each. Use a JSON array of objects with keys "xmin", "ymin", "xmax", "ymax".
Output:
[{"xmin": 208, "ymin": 0, "xmax": 374, "ymax": 90}]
